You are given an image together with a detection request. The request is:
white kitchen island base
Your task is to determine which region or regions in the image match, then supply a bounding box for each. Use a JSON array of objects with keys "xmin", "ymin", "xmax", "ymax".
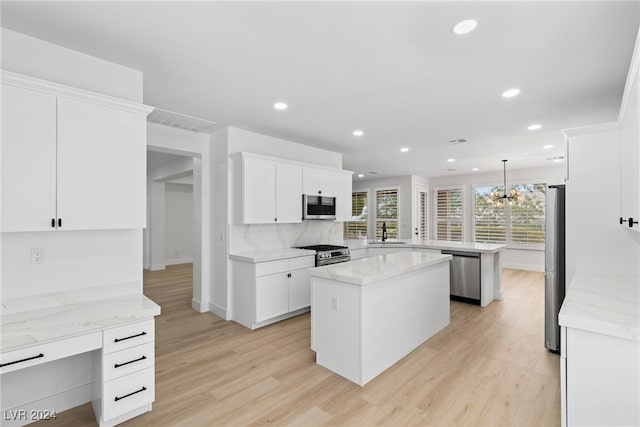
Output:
[{"xmin": 311, "ymin": 252, "xmax": 451, "ymax": 386}]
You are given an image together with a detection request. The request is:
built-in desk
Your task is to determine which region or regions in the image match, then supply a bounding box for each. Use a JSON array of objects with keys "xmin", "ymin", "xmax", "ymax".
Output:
[{"xmin": 1, "ymin": 293, "xmax": 160, "ymax": 427}]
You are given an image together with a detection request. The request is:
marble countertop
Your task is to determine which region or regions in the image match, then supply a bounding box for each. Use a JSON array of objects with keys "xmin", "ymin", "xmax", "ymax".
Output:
[
  {"xmin": 1, "ymin": 293, "xmax": 161, "ymax": 352},
  {"xmin": 229, "ymin": 248, "xmax": 316, "ymax": 263},
  {"xmin": 309, "ymin": 251, "xmax": 452, "ymax": 286},
  {"xmin": 559, "ymin": 272, "xmax": 639, "ymax": 342},
  {"xmin": 345, "ymin": 239, "xmax": 506, "ymax": 253}
]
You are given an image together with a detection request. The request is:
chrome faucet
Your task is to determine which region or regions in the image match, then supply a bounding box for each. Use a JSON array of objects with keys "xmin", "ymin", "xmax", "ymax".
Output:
[{"xmin": 382, "ymin": 222, "xmax": 387, "ymax": 242}]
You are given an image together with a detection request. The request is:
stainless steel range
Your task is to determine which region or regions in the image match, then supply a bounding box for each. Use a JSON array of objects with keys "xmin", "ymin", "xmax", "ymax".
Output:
[{"xmin": 296, "ymin": 244, "xmax": 351, "ymax": 267}]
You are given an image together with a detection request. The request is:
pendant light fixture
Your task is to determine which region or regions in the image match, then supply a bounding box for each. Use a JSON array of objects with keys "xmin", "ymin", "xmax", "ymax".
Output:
[{"xmin": 487, "ymin": 159, "xmax": 521, "ymax": 206}]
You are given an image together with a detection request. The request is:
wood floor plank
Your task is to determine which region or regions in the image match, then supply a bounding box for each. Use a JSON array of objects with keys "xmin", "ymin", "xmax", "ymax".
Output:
[{"xmin": 31, "ymin": 265, "xmax": 560, "ymax": 426}]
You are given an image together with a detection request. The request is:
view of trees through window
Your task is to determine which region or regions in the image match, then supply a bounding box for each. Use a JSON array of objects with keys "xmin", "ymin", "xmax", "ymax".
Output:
[
  {"xmin": 344, "ymin": 191, "xmax": 368, "ymax": 239},
  {"xmin": 474, "ymin": 183, "xmax": 546, "ymax": 246},
  {"xmin": 376, "ymin": 189, "xmax": 398, "ymax": 239}
]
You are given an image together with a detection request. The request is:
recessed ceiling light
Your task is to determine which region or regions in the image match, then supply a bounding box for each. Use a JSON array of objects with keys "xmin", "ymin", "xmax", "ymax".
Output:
[
  {"xmin": 452, "ymin": 19, "xmax": 478, "ymax": 35},
  {"xmin": 528, "ymin": 123, "xmax": 542, "ymax": 131},
  {"xmin": 502, "ymin": 88, "xmax": 521, "ymax": 98},
  {"xmin": 357, "ymin": 173, "xmax": 364, "ymax": 178},
  {"xmin": 400, "ymin": 147, "xmax": 409, "ymax": 152},
  {"xmin": 544, "ymin": 144, "xmax": 554, "ymax": 149},
  {"xmin": 472, "ymin": 168, "xmax": 479, "ymax": 172},
  {"xmin": 447, "ymin": 158, "xmax": 455, "ymax": 162},
  {"xmin": 273, "ymin": 102, "xmax": 288, "ymax": 110},
  {"xmin": 353, "ymin": 130, "xmax": 364, "ymax": 137}
]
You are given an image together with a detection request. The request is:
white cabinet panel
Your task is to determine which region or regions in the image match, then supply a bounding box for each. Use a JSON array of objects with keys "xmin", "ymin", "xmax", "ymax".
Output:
[
  {"xmin": 334, "ymin": 172, "xmax": 352, "ymax": 222},
  {"xmin": 1, "ymin": 84, "xmax": 57, "ymax": 232},
  {"xmin": 276, "ymin": 163, "xmax": 303, "ymax": 223},
  {"xmin": 289, "ymin": 268, "xmax": 311, "ymax": 311},
  {"xmin": 620, "ymin": 72, "xmax": 640, "ymax": 231},
  {"xmin": 57, "ymin": 97, "xmax": 146, "ymax": 230},
  {"xmin": 303, "ymin": 167, "xmax": 334, "ymax": 196},
  {"xmin": 241, "ymin": 156, "xmax": 276, "ymax": 224},
  {"xmin": 255, "ymin": 273, "xmax": 289, "ymax": 322}
]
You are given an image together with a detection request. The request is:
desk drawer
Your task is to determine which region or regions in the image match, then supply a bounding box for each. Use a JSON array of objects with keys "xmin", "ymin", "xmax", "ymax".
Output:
[
  {"xmin": 103, "ymin": 342, "xmax": 154, "ymax": 381},
  {"xmin": 0, "ymin": 332, "xmax": 101, "ymax": 374},
  {"xmin": 103, "ymin": 319, "xmax": 154, "ymax": 354},
  {"xmin": 103, "ymin": 367, "xmax": 154, "ymax": 421}
]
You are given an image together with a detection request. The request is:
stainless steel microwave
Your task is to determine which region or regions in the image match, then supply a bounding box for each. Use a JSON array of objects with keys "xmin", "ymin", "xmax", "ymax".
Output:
[{"xmin": 302, "ymin": 194, "xmax": 336, "ymax": 220}]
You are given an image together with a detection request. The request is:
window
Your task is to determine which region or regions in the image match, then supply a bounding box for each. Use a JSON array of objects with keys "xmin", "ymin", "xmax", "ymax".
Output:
[
  {"xmin": 344, "ymin": 191, "xmax": 368, "ymax": 239},
  {"xmin": 418, "ymin": 189, "xmax": 428, "ymax": 240},
  {"xmin": 474, "ymin": 183, "xmax": 546, "ymax": 247},
  {"xmin": 435, "ymin": 187, "xmax": 463, "ymax": 241},
  {"xmin": 375, "ymin": 188, "xmax": 398, "ymax": 239}
]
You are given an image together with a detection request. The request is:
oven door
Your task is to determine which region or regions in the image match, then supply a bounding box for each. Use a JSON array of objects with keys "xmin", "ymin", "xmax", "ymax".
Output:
[{"xmin": 303, "ymin": 195, "xmax": 336, "ymax": 220}]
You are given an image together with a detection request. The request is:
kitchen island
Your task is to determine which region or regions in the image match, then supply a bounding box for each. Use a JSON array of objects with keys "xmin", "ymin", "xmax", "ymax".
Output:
[
  {"xmin": 309, "ymin": 251, "xmax": 452, "ymax": 386},
  {"xmin": 346, "ymin": 239, "xmax": 506, "ymax": 307}
]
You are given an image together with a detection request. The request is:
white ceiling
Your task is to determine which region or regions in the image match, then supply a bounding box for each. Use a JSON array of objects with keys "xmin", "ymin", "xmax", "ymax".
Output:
[{"xmin": 2, "ymin": 1, "xmax": 638, "ymax": 178}]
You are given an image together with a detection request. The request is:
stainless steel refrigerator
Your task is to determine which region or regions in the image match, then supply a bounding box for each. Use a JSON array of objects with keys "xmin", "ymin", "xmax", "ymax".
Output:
[{"xmin": 545, "ymin": 184, "xmax": 566, "ymax": 352}]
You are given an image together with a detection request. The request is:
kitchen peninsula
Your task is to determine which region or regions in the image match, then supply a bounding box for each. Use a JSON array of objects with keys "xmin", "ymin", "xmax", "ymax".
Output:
[{"xmin": 309, "ymin": 251, "xmax": 451, "ymax": 386}]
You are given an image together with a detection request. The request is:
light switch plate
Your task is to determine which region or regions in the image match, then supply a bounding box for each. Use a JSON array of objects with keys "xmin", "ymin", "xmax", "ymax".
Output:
[{"xmin": 31, "ymin": 248, "xmax": 45, "ymax": 264}]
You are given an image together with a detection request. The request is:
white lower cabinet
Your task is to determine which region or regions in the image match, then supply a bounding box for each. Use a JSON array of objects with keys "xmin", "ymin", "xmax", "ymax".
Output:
[
  {"xmin": 94, "ymin": 319, "xmax": 155, "ymax": 427},
  {"xmin": 232, "ymin": 256, "xmax": 314, "ymax": 329},
  {"xmin": 562, "ymin": 326, "xmax": 639, "ymax": 426}
]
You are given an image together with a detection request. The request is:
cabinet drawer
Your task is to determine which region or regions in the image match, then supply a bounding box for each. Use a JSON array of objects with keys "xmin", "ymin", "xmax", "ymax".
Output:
[
  {"xmin": 103, "ymin": 367, "xmax": 154, "ymax": 421},
  {"xmin": 255, "ymin": 259, "xmax": 289, "ymax": 277},
  {"xmin": 103, "ymin": 319, "xmax": 154, "ymax": 354},
  {"xmin": 0, "ymin": 331, "xmax": 101, "ymax": 374},
  {"xmin": 103, "ymin": 342, "xmax": 154, "ymax": 381},
  {"xmin": 289, "ymin": 256, "xmax": 315, "ymax": 270}
]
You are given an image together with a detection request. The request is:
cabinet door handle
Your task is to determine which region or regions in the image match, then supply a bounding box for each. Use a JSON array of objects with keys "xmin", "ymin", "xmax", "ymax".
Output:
[
  {"xmin": 274, "ymin": 217, "xmax": 277, "ymax": 222},
  {"xmin": 114, "ymin": 386, "xmax": 147, "ymax": 402},
  {"xmin": 287, "ymin": 273, "xmax": 292, "ymax": 278},
  {"xmin": 114, "ymin": 355, "xmax": 147, "ymax": 369},
  {"xmin": 114, "ymin": 331, "xmax": 147, "ymax": 343},
  {"xmin": 51, "ymin": 218, "xmax": 56, "ymax": 228},
  {"xmin": 58, "ymin": 218, "xmax": 62, "ymax": 228},
  {"xmin": 620, "ymin": 217, "xmax": 628, "ymax": 225},
  {"xmin": 629, "ymin": 217, "xmax": 638, "ymax": 228},
  {"xmin": 0, "ymin": 353, "xmax": 44, "ymax": 368}
]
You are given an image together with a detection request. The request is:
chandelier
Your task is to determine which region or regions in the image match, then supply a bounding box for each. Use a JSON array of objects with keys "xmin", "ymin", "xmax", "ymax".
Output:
[{"xmin": 486, "ymin": 160, "xmax": 522, "ymax": 207}]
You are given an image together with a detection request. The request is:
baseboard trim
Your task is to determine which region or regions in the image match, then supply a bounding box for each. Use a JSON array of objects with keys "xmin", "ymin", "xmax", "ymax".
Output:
[
  {"xmin": 502, "ymin": 262, "xmax": 544, "ymax": 272},
  {"xmin": 191, "ymin": 299, "xmax": 207, "ymax": 313},
  {"xmin": 209, "ymin": 303, "xmax": 227, "ymax": 320},
  {"xmin": 165, "ymin": 258, "xmax": 194, "ymax": 266}
]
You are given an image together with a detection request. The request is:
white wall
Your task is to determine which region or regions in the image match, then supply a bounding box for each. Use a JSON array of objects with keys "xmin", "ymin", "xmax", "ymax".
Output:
[
  {"xmin": 429, "ymin": 165, "xmax": 565, "ymax": 272},
  {"xmin": 165, "ymin": 183, "xmax": 193, "ymax": 265},
  {"xmin": 1, "ymin": 28, "xmax": 142, "ymax": 102}
]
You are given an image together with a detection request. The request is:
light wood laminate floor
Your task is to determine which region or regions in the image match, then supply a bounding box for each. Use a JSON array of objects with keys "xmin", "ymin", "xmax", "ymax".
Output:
[{"xmin": 36, "ymin": 265, "xmax": 560, "ymax": 426}]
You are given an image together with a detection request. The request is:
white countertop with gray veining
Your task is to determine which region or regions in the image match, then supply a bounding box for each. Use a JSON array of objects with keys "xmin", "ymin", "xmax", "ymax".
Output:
[
  {"xmin": 345, "ymin": 239, "xmax": 506, "ymax": 253},
  {"xmin": 309, "ymin": 251, "xmax": 452, "ymax": 286},
  {"xmin": 1, "ymin": 293, "xmax": 161, "ymax": 352},
  {"xmin": 559, "ymin": 272, "xmax": 640, "ymax": 342},
  {"xmin": 229, "ymin": 248, "xmax": 316, "ymax": 263}
]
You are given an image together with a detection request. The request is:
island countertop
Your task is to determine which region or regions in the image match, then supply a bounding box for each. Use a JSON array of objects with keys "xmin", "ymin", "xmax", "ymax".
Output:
[
  {"xmin": 345, "ymin": 238, "xmax": 506, "ymax": 254},
  {"xmin": 309, "ymin": 251, "xmax": 452, "ymax": 286}
]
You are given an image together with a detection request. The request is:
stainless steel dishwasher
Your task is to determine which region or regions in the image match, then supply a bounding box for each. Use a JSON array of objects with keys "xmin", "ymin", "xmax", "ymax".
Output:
[{"xmin": 441, "ymin": 250, "xmax": 481, "ymax": 303}]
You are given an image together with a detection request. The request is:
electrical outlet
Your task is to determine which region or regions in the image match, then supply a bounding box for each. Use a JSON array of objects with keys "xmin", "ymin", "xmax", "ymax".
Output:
[
  {"xmin": 331, "ymin": 296, "xmax": 339, "ymax": 311},
  {"xmin": 31, "ymin": 248, "xmax": 45, "ymax": 265}
]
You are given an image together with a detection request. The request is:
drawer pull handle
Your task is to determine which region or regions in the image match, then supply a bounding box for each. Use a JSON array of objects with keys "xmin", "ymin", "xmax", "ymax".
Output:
[
  {"xmin": 114, "ymin": 386, "xmax": 147, "ymax": 402},
  {"xmin": 114, "ymin": 355, "xmax": 147, "ymax": 369},
  {"xmin": 0, "ymin": 353, "xmax": 44, "ymax": 368},
  {"xmin": 114, "ymin": 331, "xmax": 147, "ymax": 343}
]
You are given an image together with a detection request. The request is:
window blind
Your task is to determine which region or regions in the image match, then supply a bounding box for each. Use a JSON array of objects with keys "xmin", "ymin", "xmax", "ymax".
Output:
[
  {"xmin": 435, "ymin": 187, "xmax": 463, "ymax": 241},
  {"xmin": 344, "ymin": 191, "xmax": 368, "ymax": 239},
  {"xmin": 474, "ymin": 185, "xmax": 507, "ymax": 243},
  {"xmin": 375, "ymin": 188, "xmax": 398, "ymax": 239},
  {"xmin": 419, "ymin": 190, "xmax": 428, "ymax": 240}
]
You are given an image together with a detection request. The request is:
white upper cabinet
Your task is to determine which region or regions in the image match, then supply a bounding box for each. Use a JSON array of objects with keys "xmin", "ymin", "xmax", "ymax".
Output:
[
  {"xmin": 241, "ymin": 156, "xmax": 277, "ymax": 224},
  {"xmin": 620, "ymin": 61, "xmax": 640, "ymax": 232},
  {"xmin": 0, "ymin": 72, "xmax": 152, "ymax": 232},
  {"xmin": 333, "ymin": 172, "xmax": 353, "ymax": 222},
  {"xmin": 303, "ymin": 167, "xmax": 334, "ymax": 196},
  {"xmin": 1, "ymin": 84, "xmax": 57, "ymax": 232},
  {"xmin": 276, "ymin": 162, "xmax": 303, "ymax": 223},
  {"xmin": 57, "ymin": 97, "xmax": 147, "ymax": 230}
]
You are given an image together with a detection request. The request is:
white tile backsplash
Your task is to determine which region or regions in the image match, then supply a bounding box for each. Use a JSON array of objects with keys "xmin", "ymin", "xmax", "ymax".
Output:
[{"xmin": 229, "ymin": 221, "xmax": 344, "ymax": 253}]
